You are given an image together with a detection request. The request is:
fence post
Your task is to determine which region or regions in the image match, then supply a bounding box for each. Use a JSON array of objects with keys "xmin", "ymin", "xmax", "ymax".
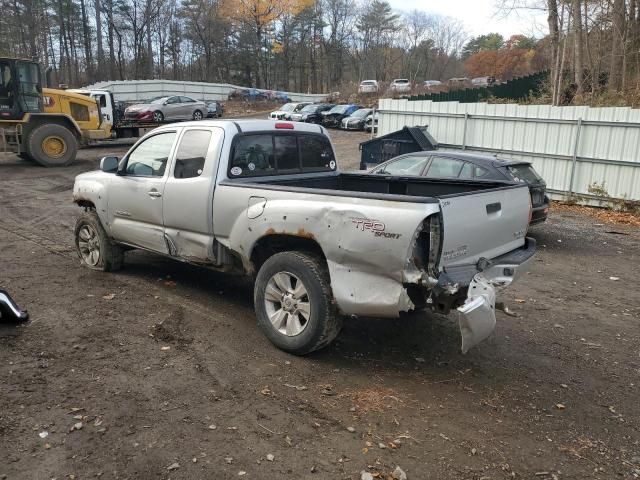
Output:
[
  {"xmin": 568, "ymin": 117, "xmax": 583, "ymax": 195},
  {"xmin": 461, "ymin": 113, "xmax": 469, "ymax": 150},
  {"xmin": 370, "ymin": 107, "xmax": 376, "ymax": 140}
]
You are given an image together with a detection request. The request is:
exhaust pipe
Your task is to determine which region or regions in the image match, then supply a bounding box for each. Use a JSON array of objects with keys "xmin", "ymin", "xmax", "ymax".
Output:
[
  {"xmin": 0, "ymin": 289, "xmax": 29, "ymax": 322},
  {"xmin": 44, "ymin": 66, "xmax": 53, "ymax": 89}
]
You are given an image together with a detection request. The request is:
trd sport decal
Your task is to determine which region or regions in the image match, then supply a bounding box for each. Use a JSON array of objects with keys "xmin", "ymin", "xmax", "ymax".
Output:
[{"xmin": 351, "ymin": 218, "xmax": 401, "ymax": 239}]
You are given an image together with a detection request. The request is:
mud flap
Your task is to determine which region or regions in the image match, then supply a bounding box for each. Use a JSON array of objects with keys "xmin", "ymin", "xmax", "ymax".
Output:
[{"xmin": 457, "ymin": 274, "xmax": 496, "ymax": 353}]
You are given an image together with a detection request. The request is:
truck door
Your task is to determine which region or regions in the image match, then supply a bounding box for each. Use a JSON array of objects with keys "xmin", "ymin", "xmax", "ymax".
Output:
[
  {"xmin": 107, "ymin": 130, "xmax": 178, "ymax": 252},
  {"xmin": 162, "ymin": 127, "xmax": 223, "ymax": 263}
]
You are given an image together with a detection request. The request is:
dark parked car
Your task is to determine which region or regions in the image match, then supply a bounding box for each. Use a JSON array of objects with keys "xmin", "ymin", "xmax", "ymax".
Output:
[
  {"xmin": 340, "ymin": 108, "xmax": 373, "ymax": 130},
  {"xmin": 321, "ymin": 104, "xmax": 361, "ymax": 128},
  {"xmin": 289, "ymin": 103, "xmax": 334, "ymax": 123},
  {"xmin": 369, "ymin": 151, "xmax": 550, "ymax": 225},
  {"xmin": 206, "ymin": 101, "xmax": 224, "ymax": 118}
]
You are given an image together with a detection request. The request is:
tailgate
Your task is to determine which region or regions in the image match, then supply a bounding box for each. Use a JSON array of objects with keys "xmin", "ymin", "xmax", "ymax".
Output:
[{"xmin": 439, "ymin": 185, "xmax": 530, "ymax": 268}]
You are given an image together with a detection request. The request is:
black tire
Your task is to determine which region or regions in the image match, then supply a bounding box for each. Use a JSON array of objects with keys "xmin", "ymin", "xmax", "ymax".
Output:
[
  {"xmin": 153, "ymin": 111, "xmax": 164, "ymax": 122},
  {"xmin": 27, "ymin": 123, "xmax": 77, "ymax": 167},
  {"xmin": 254, "ymin": 251, "xmax": 342, "ymax": 355},
  {"xmin": 193, "ymin": 110, "xmax": 203, "ymax": 120},
  {"xmin": 74, "ymin": 210, "xmax": 124, "ymax": 272}
]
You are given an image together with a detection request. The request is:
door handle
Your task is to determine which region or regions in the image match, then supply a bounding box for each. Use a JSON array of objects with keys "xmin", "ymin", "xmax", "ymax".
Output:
[{"xmin": 148, "ymin": 190, "xmax": 162, "ymax": 198}]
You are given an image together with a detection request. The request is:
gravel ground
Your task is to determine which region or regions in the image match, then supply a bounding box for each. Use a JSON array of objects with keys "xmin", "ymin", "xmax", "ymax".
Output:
[{"xmin": 0, "ymin": 121, "xmax": 639, "ymax": 480}]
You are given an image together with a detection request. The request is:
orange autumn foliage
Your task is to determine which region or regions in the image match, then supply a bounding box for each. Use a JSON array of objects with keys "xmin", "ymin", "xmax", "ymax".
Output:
[{"xmin": 465, "ymin": 48, "xmax": 535, "ymax": 80}]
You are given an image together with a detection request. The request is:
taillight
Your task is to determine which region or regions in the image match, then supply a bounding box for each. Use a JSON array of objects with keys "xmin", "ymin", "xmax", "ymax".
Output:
[{"xmin": 275, "ymin": 122, "xmax": 294, "ymax": 129}]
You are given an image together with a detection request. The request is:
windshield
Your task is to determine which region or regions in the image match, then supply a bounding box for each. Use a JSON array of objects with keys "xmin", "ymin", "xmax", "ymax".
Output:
[
  {"xmin": 150, "ymin": 97, "xmax": 168, "ymax": 104},
  {"xmin": 361, "ymin": 81, "xmax": 376, "ymax": 85},
  {"xmin": 505, "ymin": 164, "xmax": 544, "ymax": 184},
  {"xmin": 350, "ymin": 109, "xmax": 371, "ymax": 118},
  {"xmin": 300, "ymin": 105, "xmax": 318, "ymax": 113},
  {"xmin": 328, "ymin": 105, "xmax": 349, "ymax": 114},
  {"xmin": 394, "ymin": 79, "xmax": 409, "ymax": 84},
  {"xmin": 280, "ymin": 103, "xmax": 296, "ymax": 112}
]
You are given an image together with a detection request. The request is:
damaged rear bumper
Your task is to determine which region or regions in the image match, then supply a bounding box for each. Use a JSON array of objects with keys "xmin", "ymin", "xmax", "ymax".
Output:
[{"xmin": 438, "ymin": 237, "xmax": 537, "ymax": 353}]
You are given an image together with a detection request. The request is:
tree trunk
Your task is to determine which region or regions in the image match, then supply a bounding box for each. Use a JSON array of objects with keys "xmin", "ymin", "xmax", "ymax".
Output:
[
  {"xmin": 547, "ymin": 0, "xmax": 560, "ymax": 104},
  {"xmin": 609, "ymin": 0, "xmax": 626, "ymax": 91},
  {"xmin": 79, "ymin": 0, "xmax": 94, "ymax": 83},
  {"xmin": 572, "ymin": 0, "xmax": 584, "ymax": 94},
  {"xmin": 106, "ymin": 0, "xmax": 116, "ymax": 79},
  {"xmin": 95, "ymin": 0, "xmax": 104, "ymax": 79}
]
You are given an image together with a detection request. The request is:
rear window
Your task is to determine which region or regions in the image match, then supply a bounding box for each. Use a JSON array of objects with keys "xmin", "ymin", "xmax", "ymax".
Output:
[
  {"xmin": 229, "ymin": 134, "xmax": 335, "ymax": 177},
  {"xmin": 506, "ymin": 164, "xmax": 543, "ymax": 184}
]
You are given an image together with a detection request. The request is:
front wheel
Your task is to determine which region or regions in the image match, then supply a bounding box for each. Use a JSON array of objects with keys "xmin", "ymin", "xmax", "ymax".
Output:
[
  {"xmin": 74, "ymin": 211, "xmax": 124, "ymax": 272},
  {"xmin": 254, "ymin": 252, "xmax": 342, "ymax": 355},
  {"xmin": 193, "ymin": 110, "xmax": 203, "ymax": 120},
  {"xmin": 153, "ymin": 111, "xmax": 164, "ymax": 123},
  {"xmin": 27, "ymin": 124, "xmax": 77, "ymax": 167}
]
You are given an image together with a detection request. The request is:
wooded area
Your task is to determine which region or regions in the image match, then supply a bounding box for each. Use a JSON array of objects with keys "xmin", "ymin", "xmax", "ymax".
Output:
[
  {"xmin": 0, "ymin": 0, "xmax": 471, "ymax": 92},
  {"xmin": 1, "ymin": 0, "xmax": 638, "ymax": 104}
]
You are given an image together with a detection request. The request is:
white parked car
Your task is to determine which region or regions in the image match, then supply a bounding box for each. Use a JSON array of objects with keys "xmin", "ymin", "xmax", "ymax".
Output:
[
  {"xmin": 269, "ymin": 102, "xmax": 311, "ymax": 121},
  {"xmin": 422, "ymin": 80, "xmax": 443, "ymax": 90},
  {"xmin": 389, "ymin": 79, "xmax": 411, "ymax": 94},
  {"xmin": 358, "ymin": 80, "xmax": 379, "ymax": 94}
]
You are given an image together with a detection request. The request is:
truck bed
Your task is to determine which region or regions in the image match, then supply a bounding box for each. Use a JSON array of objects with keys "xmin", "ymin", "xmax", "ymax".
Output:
[{"xmin": 226, "ymin": 172, "xmax": 517, "ymax": 202}]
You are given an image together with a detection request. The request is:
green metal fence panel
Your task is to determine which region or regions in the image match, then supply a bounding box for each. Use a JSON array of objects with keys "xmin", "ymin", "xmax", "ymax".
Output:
[{"xmin": 408, "ymin": 71, "xmax": 549, "ymax": 103}]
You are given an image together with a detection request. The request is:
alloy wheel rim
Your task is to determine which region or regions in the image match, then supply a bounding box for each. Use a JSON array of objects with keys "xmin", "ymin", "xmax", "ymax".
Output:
[
  {"xmin": 194, "ymin": 111, "xmax": 202, "ymax": 120},
  {"xmin": 264, "ymin": 271, "xmax": 311, "ymax": 337},
  {"xmin": 78, "ymin": 224, "xmax": 101, "ymax": 266}
]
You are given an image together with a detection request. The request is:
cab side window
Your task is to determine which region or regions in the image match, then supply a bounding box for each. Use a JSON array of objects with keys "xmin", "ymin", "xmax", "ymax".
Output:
[
  {"xmin": 126, "ymin": 132, "xmax": 176, "ymax": 177},
  {"xmin": 174, "ymin": 130, "xmax": 212, "ymax": 179}
]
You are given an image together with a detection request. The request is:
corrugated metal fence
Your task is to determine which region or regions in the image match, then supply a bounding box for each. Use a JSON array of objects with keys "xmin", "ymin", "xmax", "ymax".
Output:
[
  {"xmin": 378, "ymin": 98, "xmax": 640, "ymax": 202},
  {"xmin": 83, "ymin": 79, "xmax": 328, "ymax": 103}
]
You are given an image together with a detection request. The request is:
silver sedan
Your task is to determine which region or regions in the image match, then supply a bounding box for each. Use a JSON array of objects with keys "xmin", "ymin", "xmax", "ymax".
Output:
[{"xmin": 124, "ymin": 95, "xmax": 207, "ymax": 123}]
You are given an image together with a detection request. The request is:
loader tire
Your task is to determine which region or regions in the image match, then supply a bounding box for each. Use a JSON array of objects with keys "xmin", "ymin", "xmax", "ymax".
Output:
[{"xmin": 28, "ymin": 124, "xmax": 77, "ymax": 167}]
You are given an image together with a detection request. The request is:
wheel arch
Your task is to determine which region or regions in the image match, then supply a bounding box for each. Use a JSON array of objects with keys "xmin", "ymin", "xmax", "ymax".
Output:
[
  {"xmin": 23, "ymin": 113, "xmax": 82, "ymax": 139},
  {"xmin": 249, "ymin": 233, "xmax": 327, "ymax": 275}
]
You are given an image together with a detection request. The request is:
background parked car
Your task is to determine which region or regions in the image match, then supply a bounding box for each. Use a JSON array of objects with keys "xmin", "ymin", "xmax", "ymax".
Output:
[
  {"xmin": 205, "ymin": 101, "xmax": 224, "ymax": 118},
  {"xmin": 422, "ymin": 80, "xmax": 443, "ymax": 91},
  {"xmin": 471, "ymin": 76, "xmax": 497, "ymax": 87},
  {"xmin": 124, "ymin": 95, "xmax": 206, "ymax": 122},
  {"xmin": 340, "ymin": 108, "xmax": 373, "ymax": 130},
  {"xmin": 389, "ymin": 79, "xmax": 411, "ymax": 94},
  {"xmin": 321, "ymin": 104, "xmax": 361, "ymax": 128},
  {"xmin": 369, "ymin": 151, "xmax": 550, "ymax": 225},
  {"xmin": 269, "ymin": 102, "xmax": 311, "ymax": 120},
  {"xmin": 358, "ymin": 80, "xmax": 379, "ymax": 94},
  {"xmin": 289, "ymin": 103, "xmax": 334, "ymax": 123}
]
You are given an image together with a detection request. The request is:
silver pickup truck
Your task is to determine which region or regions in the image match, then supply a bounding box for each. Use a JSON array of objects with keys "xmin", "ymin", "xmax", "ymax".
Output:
[{"xmin": 72, "ymin": 120, "xmax": 536, "ymax": 355}]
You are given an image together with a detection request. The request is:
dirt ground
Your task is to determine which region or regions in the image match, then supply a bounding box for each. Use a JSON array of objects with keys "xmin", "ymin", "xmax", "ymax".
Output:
[{"xmin": 1, "ymin": 122, "xmax": 639, "ymax": 480}]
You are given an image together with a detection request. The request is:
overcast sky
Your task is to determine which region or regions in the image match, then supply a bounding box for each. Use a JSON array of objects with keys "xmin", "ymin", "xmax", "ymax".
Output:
[{"xmin": 387, "ymin": 0, "xmax": 549, "ymax": 38}]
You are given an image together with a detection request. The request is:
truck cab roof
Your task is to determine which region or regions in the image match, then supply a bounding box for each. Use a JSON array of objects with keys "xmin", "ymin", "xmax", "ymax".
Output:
[{"xmin": 155, "ymin": 119, "xmax": 326, "ymax": 134}]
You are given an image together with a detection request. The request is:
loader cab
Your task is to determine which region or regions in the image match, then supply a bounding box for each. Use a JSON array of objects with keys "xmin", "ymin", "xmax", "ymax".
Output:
[{"xmin": 0, "ymin": 58, "xmax": 43, "ymax": 120}]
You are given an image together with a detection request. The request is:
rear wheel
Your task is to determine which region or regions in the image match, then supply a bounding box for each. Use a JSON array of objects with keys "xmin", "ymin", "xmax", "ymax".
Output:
[
  {"xmin": 27, "ymin": 124, "xmax": 77, "ymax": 167},
  {"xmin": 74, "ymin": 211, "xmax": 124, "ymax": 272},
  {"xmin": 153, "ymin": 111, "xmax": 164, "ymax": 122},
  {"xmin": 192, "ymin": 110, "xmax": 203, "ymax": 120},
  {"xmin": 254, "ymin": 252, "xmax": 342, "ymax": 355}
]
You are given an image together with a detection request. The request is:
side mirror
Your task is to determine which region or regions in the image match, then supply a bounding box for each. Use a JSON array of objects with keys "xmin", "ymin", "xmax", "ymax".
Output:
[{"xmin": 100, "ymin": 155, "xmax": 119, "ymax": 173}]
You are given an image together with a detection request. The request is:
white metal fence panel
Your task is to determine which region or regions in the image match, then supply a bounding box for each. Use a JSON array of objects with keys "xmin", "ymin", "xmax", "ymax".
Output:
[
  {"xmin": 83, "ymin": 79, "xmax": 328, "ymax": 103},
  {"xmin": 378, "ymin": 98, "xmax": 640, "ymax": 202}
]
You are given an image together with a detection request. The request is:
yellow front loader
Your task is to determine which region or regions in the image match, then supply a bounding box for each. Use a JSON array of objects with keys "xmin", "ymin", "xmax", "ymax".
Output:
[{"xmin": 0, "ymin": 57, "xmax": 111, "ymax": 167}]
